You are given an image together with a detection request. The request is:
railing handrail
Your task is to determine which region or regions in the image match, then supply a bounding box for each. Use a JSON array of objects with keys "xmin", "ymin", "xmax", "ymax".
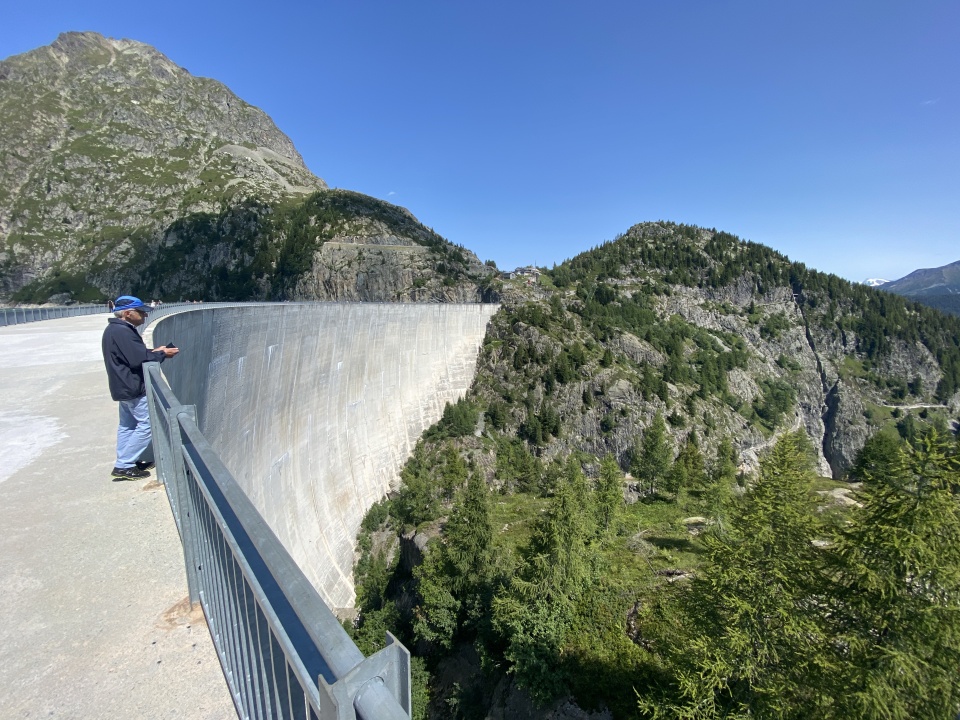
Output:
[
  {"xmin": 144, "ymin": 362, "xmax": 411, "ymax": 719},
  {"xmin": 0, "ymin": 303, "xmax": 104, "ymax": 327},
  {"xmin": 0, "ymin": 301, "xmax": 243, "ymax": 327}
]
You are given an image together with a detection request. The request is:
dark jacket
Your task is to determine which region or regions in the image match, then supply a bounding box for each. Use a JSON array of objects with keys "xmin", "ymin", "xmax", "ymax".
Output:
[{"xmin": 102, "ymin": 317, "xmax": 166, "ymax": 401}]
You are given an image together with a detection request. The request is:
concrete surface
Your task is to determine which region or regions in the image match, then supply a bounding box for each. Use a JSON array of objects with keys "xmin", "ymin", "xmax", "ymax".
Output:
[
  {"xmin": 154, "ymin": 303, "xmax": 497, "ymax": 610},
  {"xmin": 0, "ymin": 315, "xmax": 235, "ymax": 719}
]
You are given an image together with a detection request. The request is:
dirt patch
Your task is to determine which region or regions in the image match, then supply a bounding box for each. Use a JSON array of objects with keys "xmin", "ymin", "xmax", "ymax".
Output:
[
  {"xmin": 156, "ymin": 595, "xmax": 205, "ymax": 630},
  {"xmin": 141, "ymin": 479, "xmax": 163, "ymax": 492}
]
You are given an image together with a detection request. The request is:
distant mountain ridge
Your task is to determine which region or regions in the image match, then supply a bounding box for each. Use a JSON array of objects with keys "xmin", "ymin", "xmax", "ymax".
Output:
[
  {"xmin": 880, "ymin": 259, "xmax": 960, "ymax": 316},
  {"xmin": 881, "ymin": 260, "xmax": 960, "ymax": 296}
]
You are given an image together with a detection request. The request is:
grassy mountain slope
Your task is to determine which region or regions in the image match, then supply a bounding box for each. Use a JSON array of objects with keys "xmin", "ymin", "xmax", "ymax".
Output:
[
  {"xmin": 0, "ymin": 31, "xmax": 325, "ymax": 300},
  {"xmin": 881, "ymin": 259, "xmax": 960, "ymax": 297}
]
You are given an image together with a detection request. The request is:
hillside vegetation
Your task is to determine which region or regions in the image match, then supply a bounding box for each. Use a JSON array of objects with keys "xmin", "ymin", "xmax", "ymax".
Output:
[
  {"xmin": 347, "ymin": 222, "xmax": 960, "ymax": 719},
  {"xmin": 106, "ymin": 189, "xmax": 496, "ymax": 304}
]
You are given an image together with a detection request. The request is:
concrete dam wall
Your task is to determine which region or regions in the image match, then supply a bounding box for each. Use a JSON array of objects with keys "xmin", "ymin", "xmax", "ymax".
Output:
[{"xmin": 153, "ymin": 303, "xmax": 498, "ymax": 610}]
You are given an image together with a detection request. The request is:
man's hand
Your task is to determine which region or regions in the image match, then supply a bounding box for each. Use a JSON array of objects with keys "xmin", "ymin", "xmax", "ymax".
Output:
[{"xmin": 154, "ymin": 345, "xmax": 180, "ymax": 358}]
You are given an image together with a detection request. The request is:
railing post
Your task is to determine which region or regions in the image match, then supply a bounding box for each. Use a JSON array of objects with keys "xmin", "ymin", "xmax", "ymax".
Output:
[{"xmin": 319, "ymin": 633, "xmax": 412, "ymax": 720}]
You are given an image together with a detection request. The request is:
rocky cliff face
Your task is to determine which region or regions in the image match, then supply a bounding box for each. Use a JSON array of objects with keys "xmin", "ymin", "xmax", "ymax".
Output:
[
  {"xmin": 293, "ymin": 215, "xmax": 494, "ymax": 303},
  {"xmin": 475, "ymin": 282, "xmax": 839, "ymax": 478},
  {"xmin": 121, "ymin": 189, "xmax": 497, "ymax": 304},
  {"xmin": 0, "ymin": 31, "xmax": 324, "ymax": 301},
  {"xmin": 300, "ymin": 241, "xmax": 490, "ymax": 303}
]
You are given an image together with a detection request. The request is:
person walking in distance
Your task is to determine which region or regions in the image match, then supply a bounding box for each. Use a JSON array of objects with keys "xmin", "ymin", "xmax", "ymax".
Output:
[{"xmin": 102, "ymin": 295, "xmax": 179, "ymax": 480}]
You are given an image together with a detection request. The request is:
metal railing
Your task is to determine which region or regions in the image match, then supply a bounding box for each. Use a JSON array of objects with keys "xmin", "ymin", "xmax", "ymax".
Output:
[
  {"xmin": 144, "ymin": 362, "xmax": 411, "ymax": 720},
  {"xmin": 0, "ymin": 300, "xmax": 237, "ymax": 327},
  {"xmin": 0, "ymin": 303, "xmax": 105, "ymax": 326}
]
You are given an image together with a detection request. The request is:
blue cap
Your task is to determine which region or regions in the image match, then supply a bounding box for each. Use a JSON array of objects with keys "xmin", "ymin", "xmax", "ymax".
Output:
[{"xmin": 114, "ymin": 295, "xmax": 148, "ymax": 313}]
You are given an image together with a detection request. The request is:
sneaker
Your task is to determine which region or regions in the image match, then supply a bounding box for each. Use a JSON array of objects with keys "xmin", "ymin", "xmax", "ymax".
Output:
[
  {"xmin": 112, "ymin": 466, "xmax": 151, "ymax": 481},
  {"xmin": 135, "ymin": 460, "xmax": 155, "ymax": 471}
]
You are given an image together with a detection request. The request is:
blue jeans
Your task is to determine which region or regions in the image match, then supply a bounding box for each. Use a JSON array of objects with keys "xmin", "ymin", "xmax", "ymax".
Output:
[{"xmin": 116, "ymin": 395, "xmax": 152, "ymax": 469}]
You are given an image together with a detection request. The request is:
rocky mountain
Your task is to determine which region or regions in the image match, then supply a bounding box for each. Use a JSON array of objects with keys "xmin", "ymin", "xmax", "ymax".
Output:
[
  {"xmin": 0, "ymin": 32, "xmax": 493, "ymax": 304},
  {"xmin": 131, "ymin": 189, "xmax": 497, "ymax": 304},
  {"xmin": 882, "ymin": 259, "xmax": 960, "ymax": 296},
  {"xmin": 880, "ymin": 259, "xmax": 960, "ymax": 316},
  {"xmin": 467, "ymin": 223, "xmax": 960, "ymax": 480}
]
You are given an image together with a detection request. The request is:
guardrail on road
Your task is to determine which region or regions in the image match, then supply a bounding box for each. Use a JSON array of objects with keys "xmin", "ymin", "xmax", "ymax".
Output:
[{"xmin": 144, "ymin": 362, "xmax": 411, "ymax": 720}]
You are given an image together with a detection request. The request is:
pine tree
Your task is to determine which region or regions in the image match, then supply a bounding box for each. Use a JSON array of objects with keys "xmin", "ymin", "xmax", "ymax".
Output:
[
  {"xmin": 412, "ymin": 546, "xmax": 460, "ymax": 651},
  {"xmin": 492, "ymin": 457, "xmax": 597, "ymax": 702},
  {"xmin": 644, "ymin": 431, "xmax": 832, "ymax": 718},
  {"xmin": 665, "ymin": 433, "xmax": 706, "ymax": 497},
  {"xmin": 848, "ymin": 429, "xmax": 900, "ymax": 481},
  {"xmin": 439, "ymin": 442, "xmax": 467, "ymax": 500},
  {"xmin": 413, "ymin": 470, "xmax": 493, "ymax": 649},
  {"xmin": 596, "ymin": 453, "xmax": 624, "ymax": 539},
  {"xmin": 703, "ymin": 436, "xmax": 737, "ymax": 520},
  {"xmin": 496, "ymin": 436, "xmax": 542, "ymax": 493},
  {"xmin": 445, "ymin": 470, "xmax": 494, "ymax": 625},
  {"xmin": 827, "ymin": 431, "xmax": 960, "ymax": 719},
  {"xmin": 632, "ymin": 411, "xmax": 672, "ymax": 496},
  {"xmin": 394, "ymin": 445, "xmax": 438, "ymax": 526}
]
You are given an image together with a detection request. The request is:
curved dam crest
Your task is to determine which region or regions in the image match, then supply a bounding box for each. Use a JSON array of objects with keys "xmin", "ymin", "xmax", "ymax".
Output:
[{"xmin": 154, "ymin": 303, "xmax": 498, "ymax": 610}]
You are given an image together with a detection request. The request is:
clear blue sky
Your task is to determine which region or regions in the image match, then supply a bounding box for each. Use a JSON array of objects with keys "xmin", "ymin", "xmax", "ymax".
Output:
[{"xmin": 4, "ymin": 0, "xmax": 957, "ymax": 282}]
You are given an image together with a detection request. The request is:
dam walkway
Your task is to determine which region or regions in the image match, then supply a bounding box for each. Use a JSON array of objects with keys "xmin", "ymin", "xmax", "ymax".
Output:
[
  {"xmin": 1, "ymin": 302, "xmax": 495, "ymax": 718},
  {"xmin": 0, "ymin": 314, "xmax": 234, "ymax": 719}
]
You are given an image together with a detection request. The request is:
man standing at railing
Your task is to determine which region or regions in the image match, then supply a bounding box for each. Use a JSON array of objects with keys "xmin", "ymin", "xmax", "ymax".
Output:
[{"xmin": 102, "ymin": 296, "xmax": 179, "ymax": 481}]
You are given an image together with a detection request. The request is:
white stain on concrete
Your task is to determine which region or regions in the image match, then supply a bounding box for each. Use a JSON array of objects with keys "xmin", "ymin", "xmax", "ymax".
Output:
[
  {"xmin": 0, "ymin": 330, "xmax": 105, "ymax": 368},
  {"xmin": 0, "ymin": 411, "xmax": 65, "ymax": 483}
]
